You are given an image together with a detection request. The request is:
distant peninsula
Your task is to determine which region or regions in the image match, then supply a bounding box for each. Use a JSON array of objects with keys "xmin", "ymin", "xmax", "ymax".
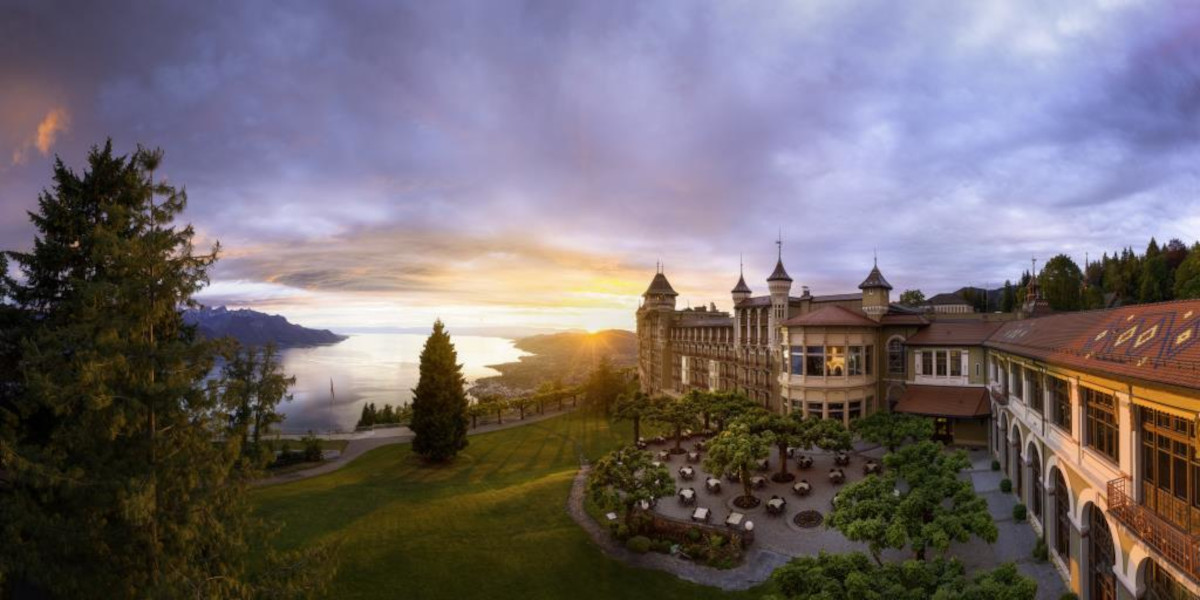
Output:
[
  {"xmin": 473, "ymin": 329, "xmax": 637, "ymax": 395},
  {"xmin": 183, "ymin": 306, "xmax": 348, "ymax": 347}
]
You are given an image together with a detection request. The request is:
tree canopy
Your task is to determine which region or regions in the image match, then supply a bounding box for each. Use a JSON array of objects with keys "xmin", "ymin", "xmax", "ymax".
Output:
[
  {"xmin": 649, "ymin": 395, "xmax": 699, "ymax": 451},
  {"xmin": 898, "ymin": 289, "xmax": 926, "ymax": 307},
  {"xmin": 587, "ymin": 446, "xmax": 674, "ymax": 520},
  {"xmin": 851, "ymin": 411, "xmax": 933, "ymax": 452},
  {"xmin": 614, "ymin": 391, "xmax": 661, "ymax": 444},
  {"xmin": 766, "ymin": 551, "xmax": 1034, "ymax": 600},
  {"xmin": 827, "ymin": 441, "xmax": 996, "ymax": 562},
  {"xmin": 703, "ymin": 422, "xmax": 773, "ymax": 502},
  {"xmin": 410, "ymin": 320, "xmax": 470, "ymax": 461},
  {"xmin": 1038, "ymin": 254, "xmax": 1083, "ymax": 311}
]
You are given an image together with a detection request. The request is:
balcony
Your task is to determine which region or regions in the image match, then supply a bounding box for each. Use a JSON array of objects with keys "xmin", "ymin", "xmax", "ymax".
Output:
[{"xmin": 1108, "ymin": 477, "xmax": 1200, "ymax": 582}]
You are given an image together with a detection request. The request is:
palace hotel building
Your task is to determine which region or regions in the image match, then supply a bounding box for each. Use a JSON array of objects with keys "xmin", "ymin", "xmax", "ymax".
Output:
[{"xmin": 636, "ymin": 251, "xmax": 1200, "ymax": 599}]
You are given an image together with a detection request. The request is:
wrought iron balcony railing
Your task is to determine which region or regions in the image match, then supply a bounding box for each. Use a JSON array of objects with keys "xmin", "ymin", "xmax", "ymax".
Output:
[{"xmin": 1108, "ymin": 477, "xmax": 1200, "ymax": 583}]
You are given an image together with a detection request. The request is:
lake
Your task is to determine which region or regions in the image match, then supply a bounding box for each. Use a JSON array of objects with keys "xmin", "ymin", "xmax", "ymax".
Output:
[{"xmin": 274, "ymin": 333, "xmax": 527, "ymax": 434}]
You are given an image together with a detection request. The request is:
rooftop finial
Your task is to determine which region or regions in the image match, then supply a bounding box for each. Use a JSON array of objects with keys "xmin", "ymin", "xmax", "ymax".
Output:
[
  {"xmin": 1031, "ymin": 256, "xmax": 1037, "ymax": 276},
  {"xmin": 776, "ymin": 229, "xmax": 782, "ymax": 260},
  {"xmin": 740, "ymin": 253, "xmax": 744, "ymax": 276},
  {"xmin": 873, "ymin": 248, "xmax": 877, "ymax": 268}
]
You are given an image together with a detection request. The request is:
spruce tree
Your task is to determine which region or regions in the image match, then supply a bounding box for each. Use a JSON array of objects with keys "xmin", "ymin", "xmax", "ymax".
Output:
[
  {"xmin": 410, "ymin": 320, "xmax": 469, "ymax": 461},
  {"xmin": 0, "ymin": 142, "xmax": 334, "ymax": 598}
]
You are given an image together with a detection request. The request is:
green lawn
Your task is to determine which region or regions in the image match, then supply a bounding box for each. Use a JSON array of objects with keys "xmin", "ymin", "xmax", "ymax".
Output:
[{"xmin": 253, "ymin": 411, "xmax": 762, "ymax": 600}]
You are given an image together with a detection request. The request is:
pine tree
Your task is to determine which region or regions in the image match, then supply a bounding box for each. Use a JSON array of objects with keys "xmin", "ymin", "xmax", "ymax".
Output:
[
  {"xmin": 1001, "ymin": 280, "xmax": 1015, "ymax": 313},
  {"xmin": 1175, "ymin": 243, "xmax": 1200, "ymax": 300},
  {"xmin": 0, "ymin": 142, "xmax": 334, "ymax": 598},
  {"xmin": 410, "ymin": 320, "xmax": 469, "ymax": 461}
]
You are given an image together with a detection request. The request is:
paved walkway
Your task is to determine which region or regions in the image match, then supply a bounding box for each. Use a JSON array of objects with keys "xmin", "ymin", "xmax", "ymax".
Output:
[
  {"xmin": 568, "ymin": 441, "xmax": 1070, "ymax": 596},
  {"xmin": 255, "ymin": 406, "xmax": 577, "ymax": 487}
]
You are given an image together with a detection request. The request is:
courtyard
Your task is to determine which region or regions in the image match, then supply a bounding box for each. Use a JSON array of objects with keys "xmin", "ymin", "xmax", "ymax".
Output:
[{"xmin": 596, "ymin": 435, "xmax": 1070, "ymax": 598}]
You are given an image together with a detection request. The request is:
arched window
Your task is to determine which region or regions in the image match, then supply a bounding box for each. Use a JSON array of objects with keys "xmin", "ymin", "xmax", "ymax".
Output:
[
  {"xmin": 1146, "ymin": 558, "xmax": 1194, "ymax": 600},
  {"xmin": 1029, "ymin": 446, "xmax": 1042, "ymax": 520},
  {"xmin": 1054, "ymin": 470, "xmax": 1070, "ymax": 560},
  {"xmin": 887, "ymin": 338, "xmax": 905, "ymax": 375}
]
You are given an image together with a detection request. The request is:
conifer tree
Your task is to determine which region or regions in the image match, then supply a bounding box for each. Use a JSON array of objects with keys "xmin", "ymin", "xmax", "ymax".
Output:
[
  {"xmin": 0, "ymin": 142, "xmax": 334, "ymax": 598},
  {"xmin": 410, "ymin": 319, "xmax": 469, "ymax": 461}
]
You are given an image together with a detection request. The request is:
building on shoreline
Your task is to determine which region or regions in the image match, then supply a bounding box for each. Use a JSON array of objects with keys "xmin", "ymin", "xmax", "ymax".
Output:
[{"xmin": 636, "ymin": 250, "xmax": 1200, "ymax": 598}]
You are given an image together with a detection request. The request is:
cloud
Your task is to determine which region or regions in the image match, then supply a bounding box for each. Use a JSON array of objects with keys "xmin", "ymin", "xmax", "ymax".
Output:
[
  {"xmin": 1, "ymin": 1, "xmax": 1198, "ymax": 329},
  {"xmin": 11, "ymin": 107, "xmax": 70, "ymax": 165}
]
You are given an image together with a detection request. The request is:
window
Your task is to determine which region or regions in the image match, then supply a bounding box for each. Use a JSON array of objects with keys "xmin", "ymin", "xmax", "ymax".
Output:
[
  {"xmin": 1083, "ymin": 386, "xmax": 1118, "ymax": 463},
  {"xmin": 789, "ymin": 346, "xmax": 804, "ymax": 375},
  {"xmin": 827, "ymin": 346, "xmax": 846, "ymax": 376},
  {"xmin": 950, "ymin": 350, "xmax": 962, "ymax": 377},
  {"xmin": 849, "ymin": 401, "xmax": 862, "ymax": 421},
  {"xmin": 921, "ymin": 351, "xmax": 933, "ymax": 376},
  {"xmin": 848, "ymin": 346, "xmax": 864, "ymax": 376},
  {"xmin": 888, "ymin": 339, "xmax": 905, "ymax": 375},
  {"xmin": 807, "ymin": 402, "xmax": 824, "ymax": 418},
  {"xmin": 1050, "ymin": 378, "xmax": 1071, "ymax": 430},
  {"xmin": 1054, "ymin": 471, "xmax": 1070, "ymax": 560},
  {"xmin": 828, "ymin": 402, "xmax": 844, "ymax": 422},
  {"xmin": 865, "ymin": 345, "xmax": 874, "ymax": 376},
  {"xmin": 1011, "ymin": 366, "xmax": 1023, "ymax": 399},
  {"xmin": 806, "ymin": 346, "xmax": 825, "ymax": 377},
  {"xmin": 975, "ymin": 362, "xmax": 981, "ymax": 377},
  {"xmin": 935, "ymin": 350, "xmax": 948, "ymax": 376},
  {"xmin": 1140, "ymin": 407, "xmax": 1200, "ymax": 534},
  {"xmin": 1029, "ymin": 369, "xmax": 1043, "ymax": 413}
]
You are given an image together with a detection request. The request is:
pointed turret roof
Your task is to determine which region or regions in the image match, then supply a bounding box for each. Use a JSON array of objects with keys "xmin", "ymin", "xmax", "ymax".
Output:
[
  {"xmin": 858, "ymin": 264, "xmax": 892, "ymax": 290},
  {"xmin": 643, "ymin": 272, "xmax": 678, "ymax": 296},
  {"xmin": 732, "ymin": 274, "xmax": 751, "ymax": 294},
  {"xmin": 767, "ymin": 259, "xmax": 792, "ymax": 282}
]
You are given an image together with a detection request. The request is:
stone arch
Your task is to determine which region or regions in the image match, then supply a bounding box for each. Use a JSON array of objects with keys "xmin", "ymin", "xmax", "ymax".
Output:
[
  {"xmin": 1026, "ymin": 441, "xmax": 1044, "ymax": 522},
  {"xmin": 1048, "ymin": 465, "xmax": 1074, "ymax": 564},
  {"xmin": 999, "ymin": 412, "xmax": 1010, "ymax": 473},
  {"xmin": 1081, "ymin": 500, "xmax": 1122, "ymax": 600},
  {"xmin": 1009, "ymin": 422, "xmax": 1024, "ymax": 496}
]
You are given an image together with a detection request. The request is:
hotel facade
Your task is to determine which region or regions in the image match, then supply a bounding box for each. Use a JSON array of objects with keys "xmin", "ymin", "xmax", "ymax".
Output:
[{"xmin": 636, "ymin": 255, "xmax": 1200, "ymax": 599}]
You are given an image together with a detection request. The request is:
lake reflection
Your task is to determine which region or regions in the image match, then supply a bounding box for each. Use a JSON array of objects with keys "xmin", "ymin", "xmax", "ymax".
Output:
[{"xmin": 274, "ymin": 333, "xmax": 527, "ymax": 434}]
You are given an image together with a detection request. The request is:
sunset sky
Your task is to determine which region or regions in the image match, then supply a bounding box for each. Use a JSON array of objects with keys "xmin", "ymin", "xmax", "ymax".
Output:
[{"xmin": 2, "ymin": 1, "xmax": 1198, "ymax": 333}]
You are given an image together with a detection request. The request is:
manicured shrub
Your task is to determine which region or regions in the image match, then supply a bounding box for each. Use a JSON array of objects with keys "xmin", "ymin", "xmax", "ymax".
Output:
[
  {"xmin": 1033, "ymin": 537, "xmax": 1049, "ymax": 562},
  {"xmin": 614, "ymin": 524, "xmax": 630, "ymax": 541},
  {"xmin": 1000, "ymin": 478, "xmax": 1013, "ymax": 493},
  {"xmin": 991, "ymin": 459, "xmax": 1000, "ymax": 471},
  {"xmin": 686, "ymin": 528, "xmax": 702, "ymax": 542},
  {"xmin": 1013, "ymin": 503, "xmax": 1027, "ymax": 522},
  {"xmin": 651, "ymin": 539, "xmax": 672, "ymax": 554},
  {"xmin": 626, "ymin": 536, "xmax": 652, "ymax": 554},
  {"xmin": 301, "ymin": 431, "xmax": 323, "ymax": 462},
  {"xmin": 708, "ymin": 534, "xmax": 726, "ymax": 549}
]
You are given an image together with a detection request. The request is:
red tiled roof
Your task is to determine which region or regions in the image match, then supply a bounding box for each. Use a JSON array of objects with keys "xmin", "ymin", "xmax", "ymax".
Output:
[
  {"xmin": 893, "ymin": 385, "xmax": 990, "ymax": 418},
  {"xmin": 984, "ymin": 300, "xmax": 1200, "ymax": 391},
  {"xmin": 906, "ymin": 321, "xmax": 1002, "ymax": 346},
  {"xmin": 880, "ymin": 313, "xmax": 929, "ymax": 326},
  {"xmin": 781, "ymin": 305, "xmax": 879, "ymax": 328}
]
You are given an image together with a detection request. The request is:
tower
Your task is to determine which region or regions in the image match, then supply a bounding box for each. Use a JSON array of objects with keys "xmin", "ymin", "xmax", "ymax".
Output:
[
  {"xmin": 767, "ymin": 237, "xmax": 792, "ymax": 349},
  {"xmin": 731, "ymin": 258, "xmax": 752, "ymax": 347},
  {"xmin": 636, "ymin": 263, "xmax": 678, "ymax": 393},
  {"xmin": 858, "ymin": 256, "xmax": 893, "ymax": 320}
]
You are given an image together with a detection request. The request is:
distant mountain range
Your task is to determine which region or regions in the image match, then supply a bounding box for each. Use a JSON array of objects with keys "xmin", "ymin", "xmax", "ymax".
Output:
[
  {"xmin": 473, "ymin": 329, "xmax": 637, "ymax": 393},
  {"xmin": 336, "ymin": 325, "xmax": 587, "ymax": 339},
  {"xmin": 183, "ymin": 306, "xmax": 347, "ymax": 347}
]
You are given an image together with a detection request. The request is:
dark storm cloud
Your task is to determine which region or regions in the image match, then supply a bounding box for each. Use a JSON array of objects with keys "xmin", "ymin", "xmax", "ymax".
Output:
[{"xmin": 2, "ymin": 0, "xmax": 1198, "ymax": 327}]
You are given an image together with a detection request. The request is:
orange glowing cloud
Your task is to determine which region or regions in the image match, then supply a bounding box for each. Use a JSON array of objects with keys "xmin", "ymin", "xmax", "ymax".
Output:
[{"xmin": 12, "ymin": 108, "xmax": 70, "ymax": 165}]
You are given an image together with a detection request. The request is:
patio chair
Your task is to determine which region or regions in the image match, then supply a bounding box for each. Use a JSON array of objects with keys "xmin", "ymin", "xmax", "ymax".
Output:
[
  {"xmin": 705, "ymin": 477, "xmax": 722, "ymax": 494},
  {"xmin": 679, "ymin": 487, "xmax": 697, "ymax": 505},
  {"xmin": 687, "ymin": 451, "xmax": 700, "ymax": 463},
  {"xmin": 766, "ymin": 495, "xmax": 786, "ymax": 516},
  {"xmin": 795, "ymin": 455, "xmax": 813, "ymax": 469},
  {"xmin": 828, "ymin": 468, "xmax": 845, "ymax": 484},
  {"xmin": 658, "ymin": 450, "xmax": 671, "ymax": 462},
  {"xmin": 725, "ymin": 471, "xmax": 741, "ymax": 483},
  {"xmin": 834, "ymin": 452, "xmax": 851, "ymax": 467},
  {"xmin": 750, "ymin": 475, "xmax": 767, "ymax": 489},
  {"xmin": 864, "ymin": 460, "xmax": 882, "ymax": 475},
  {"xmin": 678, "ymin": 466, "xmax": 695, "ymax": 481},
  {"xmin": 792, "ymin": 480, "xmax": 811, "ymax": 496},
  {"xmin": 757, "ymin": 459, "xmax": 770, "ymax": 472}
]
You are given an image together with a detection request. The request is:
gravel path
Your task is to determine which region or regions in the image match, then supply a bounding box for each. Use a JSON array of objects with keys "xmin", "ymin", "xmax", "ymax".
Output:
[{"xmin": 254, "ymin": 407, "xmax": 577, "ymax": 487}]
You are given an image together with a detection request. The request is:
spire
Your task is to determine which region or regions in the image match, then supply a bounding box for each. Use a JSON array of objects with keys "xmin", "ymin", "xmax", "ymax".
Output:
[
  {"xmin": 858, "ymin": 259, "xmax": 893, "ymax": 290},
  {"xmin": 767, "ymin": 235, "xmax": 792, "ymax": 282}
]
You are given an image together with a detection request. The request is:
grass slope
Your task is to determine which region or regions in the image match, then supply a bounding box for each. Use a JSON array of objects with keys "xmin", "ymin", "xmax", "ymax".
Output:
[{"xmin": 253, "ymin": 412, "xmax": 758, "ymax": 600}]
